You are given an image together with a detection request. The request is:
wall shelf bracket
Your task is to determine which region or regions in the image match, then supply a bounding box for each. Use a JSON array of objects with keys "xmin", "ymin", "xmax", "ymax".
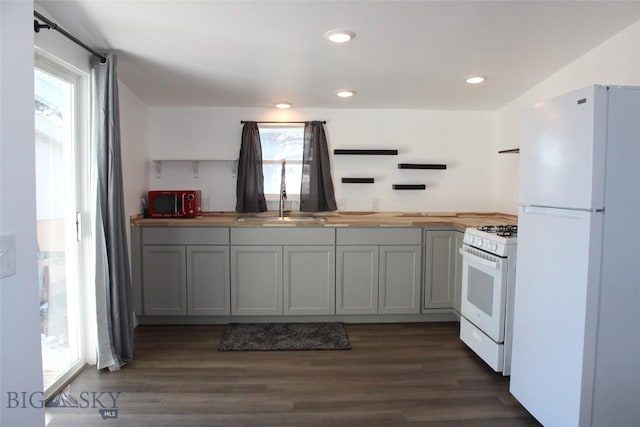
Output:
[{"xmin": 153, "ymin": 160, "xmax": 162, "ymax": 178}]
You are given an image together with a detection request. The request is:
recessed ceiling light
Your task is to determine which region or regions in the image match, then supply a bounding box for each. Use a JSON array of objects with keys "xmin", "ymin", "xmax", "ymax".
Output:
[
  {"xmin": 324, "ymin": 30, "xmax": 355, "ymax": 44},
  {"xmin": 465, "ymin": 75, "xmax": 485, "ymax": 85},
  {"xmin": 274, "ymin": 102, "xmax": 292, "ymax": 109},
  {"xmin": 336, "ymin": 90, "xmax": 356, "ymax": 98}
]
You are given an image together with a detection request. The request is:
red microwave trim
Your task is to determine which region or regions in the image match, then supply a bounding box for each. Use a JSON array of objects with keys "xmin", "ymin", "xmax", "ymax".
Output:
[{"xmin": 147, "ymin": 190, "xmax": 202, "ymax": 218}]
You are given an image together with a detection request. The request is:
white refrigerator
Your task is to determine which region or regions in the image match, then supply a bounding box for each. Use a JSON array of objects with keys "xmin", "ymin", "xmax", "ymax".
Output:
[{"xmin": 510, "ymin": 85, "xmax": 640, "ymax": 427}]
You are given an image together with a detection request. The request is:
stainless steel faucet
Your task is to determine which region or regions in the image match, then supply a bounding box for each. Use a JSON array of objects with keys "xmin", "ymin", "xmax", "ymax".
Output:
[{"xmin": 279, "ymin": 160, "xmax": 287, "ymax": 219}]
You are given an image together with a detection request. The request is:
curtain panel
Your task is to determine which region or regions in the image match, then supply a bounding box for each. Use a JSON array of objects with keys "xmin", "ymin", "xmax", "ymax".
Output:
[
  {"xmin": 300, "ymin": 121, "xmax": 337, "ymax": 212},
  {"xmin": 236, "ymin": 121, "xmax": 267, "ymax": 212},
  {"xmin": 91, "ymin": 53, "xmax": 134, "ymax": 371}
]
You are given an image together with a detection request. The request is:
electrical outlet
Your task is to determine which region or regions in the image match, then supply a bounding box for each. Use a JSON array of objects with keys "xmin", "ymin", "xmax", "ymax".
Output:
[
  {"xmin": 0, "ymin": 233, "xmax": 16, "ymax": 279},
  {"xmin": 372, "ymin": 198, "xmax": 380, "ymax": 211},
  {"xmin": 338, "ymin": 199, "xmax": 346, "ymax": 211}
]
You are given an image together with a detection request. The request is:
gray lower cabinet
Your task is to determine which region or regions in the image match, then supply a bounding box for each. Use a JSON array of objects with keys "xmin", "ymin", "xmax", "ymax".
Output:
[
  {"xmin": 378, "ymin": 245, "xmax": 422, "ymax": 314},
  {"xmin": 143, "ymin": 245, "xmax": 187, "ymax": 315},
  {"xmin": 336, "ymin": 228, "xmax": 422, "ymax": 315},
  {"xmin": 230, "ymin": 245, "xmax": 282, "ymax": 315},
  {"xmin": 230, "ymin": 228, "xmax": 336, "ymax": 316},
  {"xmin": 423, "ymin": 229, "xmax": 462, "ymax": 309},
  {"xmin": 284, "ymin": 245, "xmax": 336, "ymax": 315},
  {"xmin": 187, "ymin": 246, "xmax": 230, "ymax": 315},
  {"xmin": 140, "ymin": 227, "xmax": 230, "ymax": 316},
  {"xmin": 452, "ymin": 231, "xmax": 464, "ymax": 313},
  {"xmin": 336, "ymin": 245, "xmax": 379, "ymax": 314},
  {"xmin": 135, "ymin": 225, "xmax": 464, "ymax": 318}
]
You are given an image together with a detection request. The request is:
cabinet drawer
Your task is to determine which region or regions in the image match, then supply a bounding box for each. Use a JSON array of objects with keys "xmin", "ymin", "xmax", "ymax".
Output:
[
  {"xmin": 143, "ymin": 227, "xmax": 229, "ymax": 245},
  {"xmin": 336, "ymin": 228, "xmax": 422, "ymax": 245},
  {"xmin": 231, "ymin": 227, "xmax": 335, "ymax": 245},
  {"xmin": 460, "ymin": 317, "xmax": 503, "ymax": 372}
]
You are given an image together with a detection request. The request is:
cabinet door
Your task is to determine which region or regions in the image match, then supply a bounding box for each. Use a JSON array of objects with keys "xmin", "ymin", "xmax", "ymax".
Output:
[
  {"xmin": 452, "ymin": 231, "xmax": 464, "ymax": 313},
  {"xmin": 230, "ymin": 245, "xmax": 282, "ymax": 315},
  {"xmin": 187, "ymin": 246, "xmax": 230, "ymax": 316},
  {"xmin": 379, "ymin": 245, "xmax": 422, "ymax": 314},
  {"xmin": 424, "ymin": 230, "xmax": 455, "ymax": 309},
  {"xmin": 142, "ymin": 245, "xmax": 187, "ymax": 315},
  {"xmin": 336, "ymin": 246, "xmax": 379, "ymax": 314},
  {"xmin": 131, "ymin": 226, "xmax": 143, "ymax": 315},
  {"xmin": 284, "ymin": 246, "xmax": 335, "ymax": 315}
]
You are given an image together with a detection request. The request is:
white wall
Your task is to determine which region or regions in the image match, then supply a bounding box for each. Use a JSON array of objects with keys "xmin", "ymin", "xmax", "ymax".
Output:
[
  {"xmin": 144, "ymin": 19, "xmax": 640, "ymax": 215},
  {"xmin": 495, "ymin": 19, "xmax": 640, "ymax": 214},
  {"xmin": 149, "ymin": 107, "xmax": 499, "ymax": 212},
  {"xmin": 0, "ymin": 1, "xmax": 46, "ymax": 425},
  {"xmin": 119, "ymin": 82, "xmax": 149, "ymax": 250}
]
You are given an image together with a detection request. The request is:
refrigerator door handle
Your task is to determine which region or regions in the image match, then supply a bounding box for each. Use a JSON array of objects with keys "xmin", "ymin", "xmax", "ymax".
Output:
[{"xmin": 521, "ymin": 204, "xmax": 604, "ymax": 214}]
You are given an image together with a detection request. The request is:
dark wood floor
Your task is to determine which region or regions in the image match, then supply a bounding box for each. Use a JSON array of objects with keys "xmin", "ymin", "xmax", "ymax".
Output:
[{"xmin": 46, "ymin": 322, "xmax": 540, "ymax": 426}]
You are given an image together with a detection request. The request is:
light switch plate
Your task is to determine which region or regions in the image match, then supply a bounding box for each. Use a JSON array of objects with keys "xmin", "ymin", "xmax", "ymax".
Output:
[{"xmin": 0, "ymin": 233, "xmax": 16, "ymax": 279}]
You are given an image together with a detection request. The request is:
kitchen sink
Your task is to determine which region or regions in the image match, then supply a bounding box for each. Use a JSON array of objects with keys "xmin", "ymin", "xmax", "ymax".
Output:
[{"xmin": 237, "ymin": 216, "xmax": 326, "ymax": 223}]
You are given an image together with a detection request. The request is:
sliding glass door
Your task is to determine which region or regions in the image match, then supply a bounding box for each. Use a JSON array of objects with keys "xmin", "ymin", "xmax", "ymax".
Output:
[{"xmin": 35, "ymin": 58, "xmax": 88, "ymax": 395}]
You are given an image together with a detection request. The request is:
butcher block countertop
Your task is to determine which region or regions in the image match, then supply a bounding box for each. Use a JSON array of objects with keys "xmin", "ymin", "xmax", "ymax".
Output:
[{"xmin": 130, "ymin": 211, "xmax": 517, "ymax": 229}]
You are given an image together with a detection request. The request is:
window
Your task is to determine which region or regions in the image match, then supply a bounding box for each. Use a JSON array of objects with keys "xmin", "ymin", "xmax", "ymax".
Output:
[
  {"xmin": 259, "ymin": 125, "xmax": 304, "ymax": 199},
  {"xmin": 35, "ymin": 56, "xmax": 90, "ymax": 398}
]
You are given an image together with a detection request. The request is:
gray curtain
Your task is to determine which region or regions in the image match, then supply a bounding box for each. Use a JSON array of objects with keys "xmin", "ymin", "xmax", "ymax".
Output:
[
  {"xmin": 236, "ymin": 121, "xmax": 267, "ymax": 212},
  {"xmin": 300, "ymin": 121, "xmax": 337, "ymax": 211},
  {"xmin": 92, "ymin": 53, "xmax": 134, "ymax": 371}
]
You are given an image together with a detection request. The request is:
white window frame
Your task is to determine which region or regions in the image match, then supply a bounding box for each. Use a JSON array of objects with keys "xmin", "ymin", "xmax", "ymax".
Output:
[
  {"xmin": 35, "ymin": 52, "xmax": 95, "ymax": 399},
  {"xmin": 259, "ymin": 124, "xmax": 305, "ymax": 203}
]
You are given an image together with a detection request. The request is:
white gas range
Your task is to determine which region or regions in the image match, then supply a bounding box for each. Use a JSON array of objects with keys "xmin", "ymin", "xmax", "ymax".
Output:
[{"xmin": 459, "ymin": 225, "xmax": 517, "ymax": 375}]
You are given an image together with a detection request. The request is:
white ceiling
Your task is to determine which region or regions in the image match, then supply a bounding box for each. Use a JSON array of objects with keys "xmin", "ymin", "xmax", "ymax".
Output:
[{"xmin": 36, "ymin": 0, "xmax": 640, "ymax": 110}]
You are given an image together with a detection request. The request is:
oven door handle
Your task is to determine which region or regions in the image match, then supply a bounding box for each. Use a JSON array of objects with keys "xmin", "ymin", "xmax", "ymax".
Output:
[{"xmin": 459, "ymin": 248, "xmax": 501, "ymax": 270}]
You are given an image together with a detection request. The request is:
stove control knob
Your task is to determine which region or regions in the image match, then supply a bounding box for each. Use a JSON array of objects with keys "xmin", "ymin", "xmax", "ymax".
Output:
[
  {"xmin": 464, "ymin": 235, "xmax": 472, "ymax": 244},
  {"xmin": 474, "ymin": 237, "xmax": 483, "ymax": 247},
  {"xmin": 489, "ymin": 242, "xmax": 498, "ymax": 252}
]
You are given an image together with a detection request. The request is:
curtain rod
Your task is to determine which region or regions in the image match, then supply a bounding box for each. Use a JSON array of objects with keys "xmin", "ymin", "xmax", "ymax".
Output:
[
  {"xmin": 240, "ymin": 120, "xmax": 326, "ymax": 124},
  {"xmin": 34, "ymin": 11, "xmax": 107, "ymax": 64}
]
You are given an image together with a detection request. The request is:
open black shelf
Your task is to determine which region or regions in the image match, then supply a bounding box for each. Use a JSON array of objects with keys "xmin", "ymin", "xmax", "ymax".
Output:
[
  {"xmin": 392, "ymin": 184, "xmax": 426, "ymax": 190},
  {"xmin": 333, "ymin": 149, "xmax": 398, "ymax": 155},
  {"xmin": 498, "ymin": 148, "xmax": 520, "ymax": 154},
  {"xmin": 341, "ymin": 177, "xmax": 375, "ymax": 184},
  {"xmin": 398, "ymin": 163, "xmax": 447, "ymax": 170}
]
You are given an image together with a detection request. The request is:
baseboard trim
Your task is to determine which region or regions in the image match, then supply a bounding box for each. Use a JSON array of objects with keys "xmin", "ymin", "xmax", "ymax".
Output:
[{"xmin": 136, "ymin": 310, "xmax": 458, "ymax": 326}]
